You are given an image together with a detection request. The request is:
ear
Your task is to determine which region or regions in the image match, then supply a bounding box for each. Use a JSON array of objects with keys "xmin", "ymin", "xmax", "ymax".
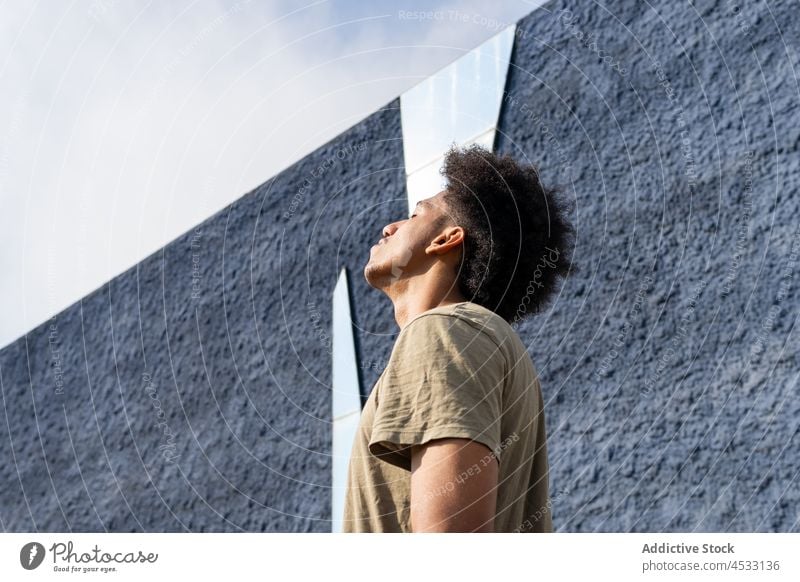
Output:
[{"xmin": 425, "ymin": 226, "xmax": 464, "ymax": 256}]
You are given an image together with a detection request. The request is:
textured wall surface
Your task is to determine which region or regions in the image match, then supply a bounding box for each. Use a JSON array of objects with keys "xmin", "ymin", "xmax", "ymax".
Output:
[
  {"xmin": 496, "ymin": 0, "xmax": 799, "ymax": 531},
  {"xmin": 2, "ymin": 0, "xmax": 798, "ymax": 533}
]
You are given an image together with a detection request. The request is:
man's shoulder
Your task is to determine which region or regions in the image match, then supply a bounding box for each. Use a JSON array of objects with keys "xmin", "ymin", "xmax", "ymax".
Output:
[{"xmin": 402, "ymin": 301, "xmax": 514, "ymax": 350}]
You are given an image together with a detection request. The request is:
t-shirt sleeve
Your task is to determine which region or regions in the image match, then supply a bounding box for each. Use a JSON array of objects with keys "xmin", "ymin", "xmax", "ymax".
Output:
[{"xmin": 368, "ymin": 313, "xmax": 506, "ymax": 472}]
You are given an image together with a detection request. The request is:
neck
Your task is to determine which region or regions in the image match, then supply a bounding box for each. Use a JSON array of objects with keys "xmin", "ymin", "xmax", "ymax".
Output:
[{"xmin": 384, "ymin": 269, "xmax": 466, "ymax": 329}]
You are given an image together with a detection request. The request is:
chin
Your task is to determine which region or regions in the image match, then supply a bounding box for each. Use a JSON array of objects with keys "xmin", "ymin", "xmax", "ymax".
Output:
[
  {"xmin": 363, "ymin": 260, "xmax": 376, "ymax": 287},
  {"xmin": 363, "ymin": 260, "xmax": 388, "ymax": 289},
  {"xmin": 363, "ymin": 264, "xmax": 374, "ymax": 287}
]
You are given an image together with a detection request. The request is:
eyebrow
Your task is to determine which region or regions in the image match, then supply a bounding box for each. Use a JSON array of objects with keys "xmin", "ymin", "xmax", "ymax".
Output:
[{"xmin": 407, "ymin": 200, "xmax": 432, "ymax": 218}]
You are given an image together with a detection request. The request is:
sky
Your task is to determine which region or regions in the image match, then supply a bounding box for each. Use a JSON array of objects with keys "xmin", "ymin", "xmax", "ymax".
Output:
[{"xmin": 0, "ymin": 0, "xmax": 544, "ymax": 349}]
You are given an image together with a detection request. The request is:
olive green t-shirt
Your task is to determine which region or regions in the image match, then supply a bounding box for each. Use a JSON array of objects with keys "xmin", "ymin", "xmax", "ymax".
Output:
[{"xmin": 342, "ymin": 301, "xmax": 553, "ymax": 533}]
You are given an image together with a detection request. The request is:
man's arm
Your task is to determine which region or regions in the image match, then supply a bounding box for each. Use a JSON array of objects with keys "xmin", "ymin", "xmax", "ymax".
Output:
[{"xmin": 410, "ymin": 437, "xmax": 498, "ymax": 532}]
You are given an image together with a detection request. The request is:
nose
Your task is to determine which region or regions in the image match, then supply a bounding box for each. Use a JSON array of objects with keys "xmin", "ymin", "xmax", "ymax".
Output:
[{"xmin": 382, "ymin": 221, "xmax": 401, "ymax": 239}]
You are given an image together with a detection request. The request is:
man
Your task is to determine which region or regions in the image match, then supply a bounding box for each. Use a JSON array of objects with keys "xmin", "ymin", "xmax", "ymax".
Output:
[{"xmin": 342, "ymin": 145, "xmax": 575, "ymax": 532}]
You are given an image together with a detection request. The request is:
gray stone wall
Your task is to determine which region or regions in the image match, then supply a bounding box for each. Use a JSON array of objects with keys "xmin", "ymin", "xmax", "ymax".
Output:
[{"xmin": 497, "ymin": 0, "xmax": 799, "ymax": 531}]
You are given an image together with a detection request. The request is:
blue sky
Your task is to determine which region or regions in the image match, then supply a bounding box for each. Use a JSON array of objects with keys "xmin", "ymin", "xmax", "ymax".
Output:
[{"xmin": 0, "ymin": 0, "xmax": 544, "ymax": 348}]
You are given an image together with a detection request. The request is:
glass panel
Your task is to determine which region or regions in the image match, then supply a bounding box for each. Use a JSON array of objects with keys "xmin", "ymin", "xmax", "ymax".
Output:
[
  {"xmin": 332, "ymin": 268, "xmax": 361, "ymax": 419},
  {"xmin": 331, "ymin": 410, "xmax": 360, "ymax": 532},
  {"xmin": 331, "ymin": 268, "xmax": 362, "ymax": 532},
  {"xmin": 406, "ymin": 159, "xmax": 448, "ymax": 212},
  {"xmin": 405, "ymin": 126, "xmax": 499, "ymax": 215},
  {"xmin": 401, "ymin": 25, "xmax": 516, "ymax": 214}
]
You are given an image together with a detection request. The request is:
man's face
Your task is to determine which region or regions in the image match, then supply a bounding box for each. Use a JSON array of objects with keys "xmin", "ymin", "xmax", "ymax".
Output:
[{"xmin": 364, "ymin": 189, "xmax": 456, "ymax": 287}]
